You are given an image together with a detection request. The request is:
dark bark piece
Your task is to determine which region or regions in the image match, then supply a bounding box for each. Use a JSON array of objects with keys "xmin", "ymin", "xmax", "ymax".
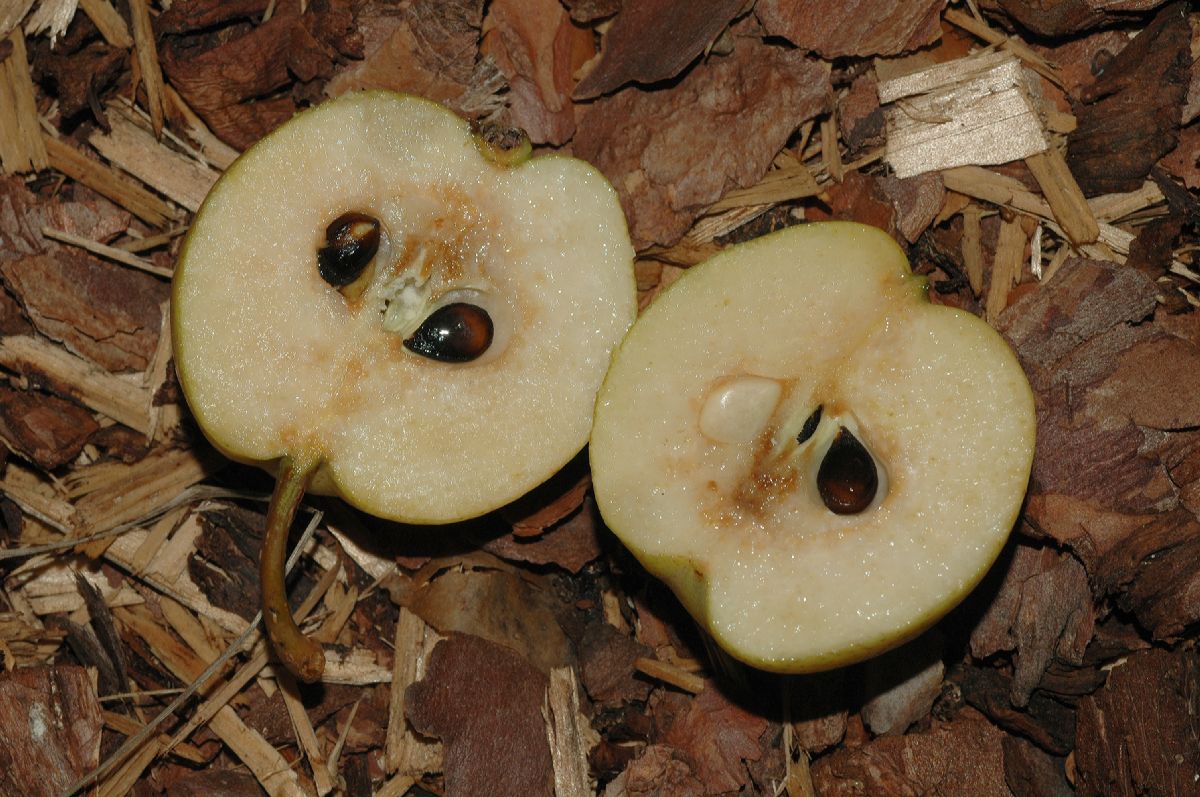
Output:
[
  {"xmin": 88, "ymin": 424, "xmax": 151, "ymax": 463},
  {"xmin": 169, "ymin": 770, "xmax": 265, "ymax": 797},
  {"xmin": 325, "ymin": 0, "xmax": 496, "ymax": 118},
  {"xmin": 480, "ymin": 0, "xmax": 591, "ymax": 145},
  {"xmin": 1126, "ymin": 212, "xmax": 1184, "ymax": 282},
  {"xmin": 839, "ymin": 71, "xmax": 885, "ymax": 156},
  {"xmin": 755, "ymin": 0, "xmax": 945, "ymax": 58},
  {"xmin": 162, "ymin": 1, "xmax": 359, "ymax": 149},
  {"xmin": 156, "ymin": 0, "xmax": 272, "ymax": 34},
  {"xmin": 576, "ymin": 38, "xmax": 828, "ymax": 248},
  {"xmin": 0, "ymin": 385, "xmax": 98, "ymax": 470},
  {"xmin": 603, "ymin": 744, "xmax": 704, "ymax": 797},
  {"xmin": 578, "ymin": 620, "xmax": 653, "ymax": 707},
  {"xmin": 190, "ymin": 507, "xmax": 268, "ymax": 621},
  {"xmin": 997, "ymin": 258, "xmax": 1158, "ymax": 376},
  {"xmin": 880, "ymin": 172, "xmax": 945, "ymax": 243},
  {"xmin": 980, "ymin": 0, "xmax": 1168, "ymax": 37},
  {"xmin": 1074, "ymin": 647, "xmax": 1200, "ymax": 796},
  {"xmin": 408, "ymin": 568, "xmax": 575, "ymax": 673},
  {"xmin": 573, "ymin": 0, "xmax": 746, "ymax": 98},
  {"xmin": 0, "ymin": 665, "xmax": 103, "ymax": 797},
  {"xmin": 659, "ymin": 683, "xmax": 769, "ymax": 793},
  {"xmin": 33, "ymin": 39, "xmax": 126, "ymax": 120},
  {"xmin": 406, "ymin": 633, "xmax": 553, "ymax": 797},
  {"xmin": 1009, "ymin": 552, "xmax": 1093, "ymax": 705},
  {"xmin": 811, "ymin": 715, "xmax": 1014, "ymax": 797},
  {"xmin": 1066, "ymin": 2, "xmax": 1190, "ymax": 196},
  {"xmin": 1, "ymin": 250, "xmax": 166, "ymax": 373},
  {"xmin": 75, "ymin": 573, "xmax": 131, "ymax": 697},
  {"xmin": 808, "ymin": 171, "xmax": 899, "ymax": 240},
  {"xmin": 564, "ymin": 0, "xmax": 621, "ymax": 23},
  {"xmin": 1002, "ymin": 736, "xmax": 1074, "ymax": 797},
  {"xmin": 1160, "ymin": 124, "xmax": 1200, "ymax": 190},
  {"xmin": 484, "ymin": 499, "xmax": 603, "ymax": 573},
  {"xmin": 957, "ymin": 666, "xmax": 1076, "ymax": 755},
  {"xmin": 0, "ymin": 287, "xmax": 31, "ymax": 336}
]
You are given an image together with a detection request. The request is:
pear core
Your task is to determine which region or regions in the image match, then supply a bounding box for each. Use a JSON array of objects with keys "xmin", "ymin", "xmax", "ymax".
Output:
[
  {"xmin": 590, "ymin": 222, "xmax": 1036, "ymax": 673},
  {"xmin": 173, "ymin": 92, "xmax": 637, "ymax": 523}
]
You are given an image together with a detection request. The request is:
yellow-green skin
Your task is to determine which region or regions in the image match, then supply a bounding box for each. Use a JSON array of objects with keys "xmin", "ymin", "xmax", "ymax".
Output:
[{"xmin": 590, "ymin": 222, "xmax": 1036, "ymax": 673}]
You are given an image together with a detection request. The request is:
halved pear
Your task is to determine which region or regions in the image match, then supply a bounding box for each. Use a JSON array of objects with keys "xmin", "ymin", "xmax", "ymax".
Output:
[
  {"xmin": 590, "ymin": 222, "xmax": 1034, "ymax": 673},
  {"xmin": 173, "ymin": 91, "xmax": 635, "ymax": 680}
]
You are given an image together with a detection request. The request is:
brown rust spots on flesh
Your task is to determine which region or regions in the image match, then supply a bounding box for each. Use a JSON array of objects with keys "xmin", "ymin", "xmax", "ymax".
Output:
[{"xmin": 705, "ymin": 425, "xmax": 799, "ymax": 528}]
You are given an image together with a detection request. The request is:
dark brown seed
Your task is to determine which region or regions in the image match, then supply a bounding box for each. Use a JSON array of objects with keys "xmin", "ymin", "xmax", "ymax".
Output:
[
  {"xmin": 404, "ymin": 303, "xmax": 494, "ymax": 363},
  {"xmin": 318, "ymin": 211, "xmax": 380, "ymax": 287},
  {"xmin": 796, "ymin": 405, "xmax": 823, "ymax": 444},
  {"xmin": 817, "ymin": 427, "xmax": 878, "ymax": 515}
]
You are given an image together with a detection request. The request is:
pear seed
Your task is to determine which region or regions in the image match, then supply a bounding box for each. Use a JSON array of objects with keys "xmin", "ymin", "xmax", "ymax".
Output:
[
  {"xmin": 404, "ymin": 302, "xmax": 494, "ymax": 363},
  {"xmin": 796, "ymin": 405, "xmax": 823, "ymax": 444},
  {"xmin": 817, "ymin": 427, "xmax": 877, "ymax": 515},
  {"xmin": 318, "ymin": 211, "xmax": 380, "ymax": 287},
  {"xmin": 698, "ymin": 376, "xmax": 782, "ymax": 444}
]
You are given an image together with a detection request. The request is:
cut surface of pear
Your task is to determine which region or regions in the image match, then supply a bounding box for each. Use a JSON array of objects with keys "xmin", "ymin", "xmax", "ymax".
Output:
[
  {"xmin": 173, "ymin": 91, "xmax": 636, "ymax": 523},
  {"xmin": 590, "ymin": 222, "xmax": 1035, "ymax": 673},
  {"xmin": 173, "ymin": 91, "xmax": 635, "ymax": 679}
]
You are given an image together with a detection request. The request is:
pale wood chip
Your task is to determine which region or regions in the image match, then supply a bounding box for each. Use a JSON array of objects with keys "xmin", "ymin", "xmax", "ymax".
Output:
[
  {"xmin": 96, "ymin": 733, "xmax": 160, "ymax": 797},
  {"xmin": 543, "ymin": 666, "xmax": 596, "ymax": 797},
  {"xmin": 961, "ymin": 204, "xmax": 985, "ymax": 296},
  {"xmin": 386, "ymin": 607, "xmax": 443, "ymax": 776},
  {"xmin": 0, "ymin": 28, "xmax": 48, "ymax": 174},
  {"xmin": 0, "ymin": 460, "xmax": 74, "ymax": 530},
  {"xmin": 163, "ymin": 84, "xmax": 240, "ymax": 170},
  {"xmin": 23, "ymin": 0, "xmax": 78, "ymax": 41},
  {"xmin": 78, "ymin": 0, "xmax": 131, "ymax": 48},
  {"xmin": 43, "ymin": 133, "xmax": 178, "ymax": 227},
  {"xmin": 88, "ymin": 102, "xmax": 220, "ymax": 212},
  {"xmin": 0, "ymin": 1, "xmax": 35, "ymax": 41},
  {"xmin": 821, "ymin": 114, "xmax": 844, "ymax": 183},
  {"xmin": 127, "ymin": 0, "xmax": 164, "ymax": 137},
  {"xmin": 986, "ymin": 214, "xmax": 1030, "ymax": 325},
  {"xmin": 117, "ymin": 603, "xmax": 308, "ymax": 797},
  {"xmin": 634, "ymin": 656, "xmax": 706, "ymax": 694},
  {"xmin": 280, "ymin": 673, "xmax": 337, "ymax": 796},
  {"xmin": 881, "ymin": 51, "xmax": 1047, "ymax": 179},
  {"xmin": 942, "ymin": 7, "xmax": 1063, "ymax": 87},
  {"xmin": 41, "ymin": 226, "xmax": 171, "ymax": 278},
  {"xmin": 1024, "ymin": 147, "xmax": 1099, "ymax": 245},
  {"xmin": 103, "ymin": 711, "xmax": 206, "ymax": 764},
  {"xmin": 70, "ymin": 445, "xmax": 219, "ymax": 535}
]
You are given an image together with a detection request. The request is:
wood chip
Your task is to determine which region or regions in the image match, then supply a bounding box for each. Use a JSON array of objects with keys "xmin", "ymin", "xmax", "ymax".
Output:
[
  {"xmin": 78, "ymin": 0, "xmax": 133, "ymax": 49},
  {"xmin": 88, "ymin": 101, "xmax": 220, "ymax": 213},
  {"xmin": 880, "ymin": 50, "xmax": 1047, "ymax": 179},
  {"xmin": 1023, "ymin": 147, "xmax": 1098, "ymax": 245},
  {"xmin": 543, "ymin": 666, "xmax": 595, "ymax": 797},
  {"xmin": 634, "ymin": 656, "xmax": 706, "ymax": 694},
  {"xmin": 985, "ymin": 212, "xmax": 1030, "ymax": 324},
  {"xmin": 0, "ymin": 335, "xmax": 152, "ymax": 434},
  {"xmin": 41, "ymin": 226, "xmax": 171, "ymax": 277},
  {"xmin": 385, "ymin": 607, "xmax": 443, "ymax": 776},
  {"xmin": 0, "ymin": 28, "xmax": 48, "ymax": 174},
  {"xmin": 43, "ymin": 133, "xmax": 177, "ymax": 227},
  {"xmin": 128, "ymin": 0, "xmax": 164, "ymax": 137}
]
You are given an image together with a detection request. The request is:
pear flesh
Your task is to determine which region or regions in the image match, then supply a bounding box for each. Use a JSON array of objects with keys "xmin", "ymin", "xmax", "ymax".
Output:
[
  {"xmin": 174, "ymin": 92, "xmax": 636, "ymax": 523},
  {"xmin": 590, "ymin": 222, "xmax": 1036, "ymax": 673}
]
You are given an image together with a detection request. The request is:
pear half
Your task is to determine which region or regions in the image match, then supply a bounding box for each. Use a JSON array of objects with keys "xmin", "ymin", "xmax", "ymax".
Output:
[
  {"xmin": 173, "ymin": 92, "xmax": 635, "ymax": 679},
  {"xmin": 590, "ymin": 222, "xmax": 1034, "ymax": 673}
]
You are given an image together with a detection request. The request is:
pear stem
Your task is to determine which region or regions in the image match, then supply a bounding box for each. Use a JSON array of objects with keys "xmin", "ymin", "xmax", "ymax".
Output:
[{"xmin": 262, "ymin": 454, "xmax": 325, "ymax": 683}]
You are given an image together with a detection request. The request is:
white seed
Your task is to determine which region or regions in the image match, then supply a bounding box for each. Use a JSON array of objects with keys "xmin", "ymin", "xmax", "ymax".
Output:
[{"xmin": 698, "ymin": 376, "xmax": 782, "ymax": 444}]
